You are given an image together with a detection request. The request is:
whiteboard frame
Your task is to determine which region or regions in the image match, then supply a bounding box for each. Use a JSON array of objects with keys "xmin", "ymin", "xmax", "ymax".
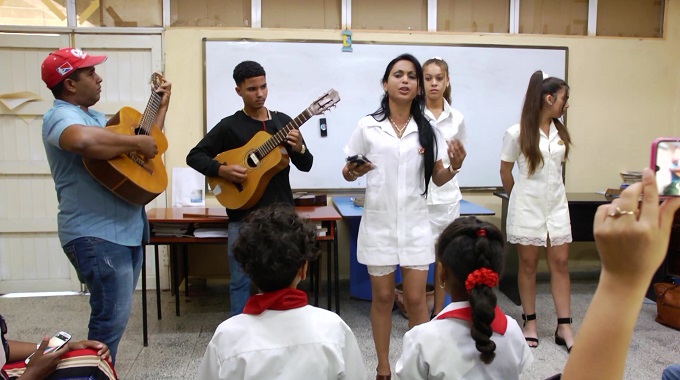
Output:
[{"xmin": 202, "ymin": 38, "xmax": 569, "ymax": 192}]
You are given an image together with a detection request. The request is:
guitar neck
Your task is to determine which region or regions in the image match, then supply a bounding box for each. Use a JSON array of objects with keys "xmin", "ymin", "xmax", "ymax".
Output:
[
  {"xmin": 137, "ymin": 91, "xmax": 162, "ymax": 135},
  {"xmin": 256, "ymin": 108, "xmax": 313, "ymax": 157}
]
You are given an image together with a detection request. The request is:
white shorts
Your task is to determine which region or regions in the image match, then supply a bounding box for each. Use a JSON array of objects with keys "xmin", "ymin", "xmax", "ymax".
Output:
[
  {"xmin": 367, "ymin": 264, "xmax": 430, "ymax": 277},
  {"xmin": 428, "ymin": 202, "xmax": 461, "ymax": 238}
]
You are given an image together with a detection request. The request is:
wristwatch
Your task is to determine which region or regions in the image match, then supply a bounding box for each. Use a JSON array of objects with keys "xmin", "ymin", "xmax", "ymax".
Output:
[{"xmin": 300, "ymin": 144, "xmax": 307, "ymax": 154}]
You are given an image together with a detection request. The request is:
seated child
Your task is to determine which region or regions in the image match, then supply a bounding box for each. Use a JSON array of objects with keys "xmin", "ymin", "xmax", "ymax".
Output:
[
  {"xmin": 197, "ymin": 204, "xmax": 366, "ymax": 379},
  {"xmin": 0, "ymin": 315, "xmax": 115, "ymax": 380},
  {"xmin": 396, "ymin": 216, "xmax": 533, "ymax": 379}
]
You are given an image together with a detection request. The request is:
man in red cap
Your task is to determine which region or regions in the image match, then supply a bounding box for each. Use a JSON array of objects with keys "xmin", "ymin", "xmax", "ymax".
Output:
[{"xmin": 40, "ymin": 47, "xmax": 172, "ymax": 363}]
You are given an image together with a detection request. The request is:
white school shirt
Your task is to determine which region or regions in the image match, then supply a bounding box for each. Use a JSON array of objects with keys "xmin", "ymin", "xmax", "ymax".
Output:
[
  {"xmin": 197, "ymin": 305, "xmax": 366, "ymax": 380},
  {"xmin": 425, "ymin": 102, "xmax": 466, "ymax": 206},
  {"xmin": 345, "ymin": 115, "xmax": 446, "ymax": 266},
  {"xmin": 500, "ymin": 122, "xmax": 572, "ymax": 246},
  {"xmin": 395, "ymin": 301, "xmax": 534, "ymax": 380}
]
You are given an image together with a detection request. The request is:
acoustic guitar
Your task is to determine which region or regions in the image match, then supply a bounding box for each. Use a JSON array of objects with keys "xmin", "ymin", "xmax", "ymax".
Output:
[
  {"xmin": 208, "ymin": 89, "xmax": 340, "ymax": 210},
  {"xmin": 83, "ymin": 73, "xmax": 168, "ymax": 205}
]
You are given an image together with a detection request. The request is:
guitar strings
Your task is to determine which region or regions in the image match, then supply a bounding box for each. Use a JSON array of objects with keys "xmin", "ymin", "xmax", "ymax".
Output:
[{"xmin": 255, "ymin": 108, "xmax": 311, "ymax": 158}]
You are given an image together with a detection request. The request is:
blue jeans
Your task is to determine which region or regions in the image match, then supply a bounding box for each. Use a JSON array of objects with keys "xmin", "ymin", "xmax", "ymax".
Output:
[
  {"xmin": 63, "ymin": 237, "xmax": 142, "ymax": 363},
  {"xmin": 663, "ymin": 365, "xmax": 680, "ymax": 380},
  {"xmin": 228, "ymin": 222, "xmax": 251, "ymax": 316}
]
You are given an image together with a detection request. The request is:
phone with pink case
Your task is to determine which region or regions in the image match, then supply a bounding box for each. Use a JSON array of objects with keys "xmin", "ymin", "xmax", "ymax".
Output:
[{"xmin": 651, "ymin": 138, "xmax": 680, "ymax": 196}]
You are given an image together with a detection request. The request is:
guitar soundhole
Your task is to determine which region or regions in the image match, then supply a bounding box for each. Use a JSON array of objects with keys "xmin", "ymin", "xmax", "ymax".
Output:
[
  {"xmin": 246, "ymin": 152, "xmax": 260, "ymax": 169},
  {"xmin": 134, "ymin": 127, "xmax": 148, "ymax": 136}
]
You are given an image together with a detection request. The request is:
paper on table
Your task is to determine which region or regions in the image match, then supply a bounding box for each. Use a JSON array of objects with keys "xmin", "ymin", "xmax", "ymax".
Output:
[{"xmin": 0, "ymin": 91, "xmax": 42, "ymax": 110}]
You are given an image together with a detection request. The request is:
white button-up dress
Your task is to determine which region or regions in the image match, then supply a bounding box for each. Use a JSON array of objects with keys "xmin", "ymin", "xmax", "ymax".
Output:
[
  {"xmin": 395, "ymin": 301, "xmax": 534, "ymax": 379},
  {"xmin": 500, "ymin": 122, "xmax": 572, "ymax": 247},
  {"xmin": 345, "ymin": 115, "xmax": 445, "ymax": 266},
  {"xmin": 425, "ymin": 102, "xmax": 466, "ymax": 236}
]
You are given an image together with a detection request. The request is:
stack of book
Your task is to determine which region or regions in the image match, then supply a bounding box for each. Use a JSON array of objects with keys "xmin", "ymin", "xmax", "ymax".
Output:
[
  {"xmin": 151, "ymin": 223, "xmax": 190, "ymax": 237},
  {"xmin": 620, "ymin": 171, "xmax": 643, "ymax": 189}
]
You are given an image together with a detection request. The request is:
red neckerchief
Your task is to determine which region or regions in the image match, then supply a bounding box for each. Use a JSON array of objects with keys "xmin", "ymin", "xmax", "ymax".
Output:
[
  {"xmin": 436, "ymin": 305, "xmax": 508, "ymax": 335},
  {"xmin": 243, "ymin": 288, "xmax": 308, "ymax": 315}
]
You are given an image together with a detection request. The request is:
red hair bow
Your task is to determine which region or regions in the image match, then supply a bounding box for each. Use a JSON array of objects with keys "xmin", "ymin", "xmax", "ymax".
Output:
[{"xmin": 465, "ymin": 268, "xmax": 499, "ymax": 293}]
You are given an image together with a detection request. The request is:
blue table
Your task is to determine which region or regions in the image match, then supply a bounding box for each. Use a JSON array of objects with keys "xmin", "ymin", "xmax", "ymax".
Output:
[{"xmin": 333, "ymin": 196, "xmax": 495, "ymax": 301}]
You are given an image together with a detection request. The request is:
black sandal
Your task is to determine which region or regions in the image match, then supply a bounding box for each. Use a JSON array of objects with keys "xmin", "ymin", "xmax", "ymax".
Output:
[
  {"xmin": 521, "ymin": 313, "xmax": 539, "ymax": 348},
  {"xmin": 554, "ymin": 317, "xmax": 573, "ymax": 353}
]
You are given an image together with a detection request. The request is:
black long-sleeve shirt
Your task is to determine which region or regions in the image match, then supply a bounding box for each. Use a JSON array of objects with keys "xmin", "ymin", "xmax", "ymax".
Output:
[{"xmin": 186, "ymin": 110, "xmax": 313, "ymax": 222}]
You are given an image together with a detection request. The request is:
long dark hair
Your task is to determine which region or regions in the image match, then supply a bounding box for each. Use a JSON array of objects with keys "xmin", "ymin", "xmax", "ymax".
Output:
[
  {"xmin": 436, "ymin": 216, "xmax": 504, "ymax": 364},
  {"xmin": 422, "ymin": 57, "xmax": 452, "ymax": 104},
  {"xmin": 520, "ymin": 70, "xmax": 572, "ymax": 176},
  {"xmin": 370, "ymin": 53, "xmax": 437, "ymax": 195}
]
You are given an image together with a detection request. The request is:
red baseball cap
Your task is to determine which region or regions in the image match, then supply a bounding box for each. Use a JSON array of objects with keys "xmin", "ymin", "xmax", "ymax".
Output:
[{"xmin": 41, "ymin": 48, "xmax": 107, "ymax": 89}]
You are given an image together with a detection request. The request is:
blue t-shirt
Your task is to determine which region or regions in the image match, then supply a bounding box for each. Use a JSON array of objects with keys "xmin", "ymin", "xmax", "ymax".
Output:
[{"xmin": 42, "ymin": 100, "xmax": 147, "ymax": 247}]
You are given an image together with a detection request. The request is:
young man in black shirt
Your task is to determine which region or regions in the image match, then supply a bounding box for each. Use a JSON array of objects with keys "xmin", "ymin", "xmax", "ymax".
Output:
[{"xmin": 186, "ymin": 61, "xmax": 313, "ymax": 316}]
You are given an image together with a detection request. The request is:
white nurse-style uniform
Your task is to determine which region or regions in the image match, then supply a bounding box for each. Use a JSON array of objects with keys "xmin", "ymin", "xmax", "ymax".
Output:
[
  {"xmin": 345, "ymin": 115, "xmax": 446, "ymax": 267},
  {"xmin": 197, "ymin": 305, "xmax": 366, "ymax": 379},
  {"xmin": 395, "ymin": 301, "xmax": 534, "ymax": 379},
  {"xmin": 425, "ymin": 102, "xmax": 467, "ymax": 237},
  {"xmin": 500, "ymin": 122, "xmax": 572, "ymax": 247}
]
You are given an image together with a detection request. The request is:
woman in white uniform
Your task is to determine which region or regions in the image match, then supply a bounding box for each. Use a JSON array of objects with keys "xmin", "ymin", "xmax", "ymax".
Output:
[
  {"xmin": 342, "ymin": 53, "xmax": 463, "ymax": 380},
  {"xmin": 422, "ymin": 57, "xmax": 467, "ymax": 317},
  {"xmin": 499, "ymin": 70, "xmax": 574, "ymax": 351},
  {"xmin": 396, "ymin": 217, "xmax": 534, "ymax": 379}
]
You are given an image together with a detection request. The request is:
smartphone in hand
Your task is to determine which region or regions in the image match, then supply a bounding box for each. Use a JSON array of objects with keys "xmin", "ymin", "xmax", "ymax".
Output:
[
  {"xmin": 651, "ymin": 138, "xmax": 680, "ymax": 196},
  {"xmin": 346, "ymin": 154, "xmax": 371, "ymax": 167},
  {"xmin": 25, "ymin": 331, "xmax": 72, "ymax": 364}
]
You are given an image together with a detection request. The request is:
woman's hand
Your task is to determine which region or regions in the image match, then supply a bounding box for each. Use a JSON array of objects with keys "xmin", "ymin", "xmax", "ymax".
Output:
[
  {"xmin": 67, "ymin": 340, "xmax": 110, "ymax": 361},
  {"xmin": 593, "ymin": 167, "xmax": 680, "ymax": 286},
  {"xmin": 20, "ymin": 337, "xmax": 68, "ymax": 380},
  {"xmin": 447, "ymin": 139, "xmax": 466, "ymax": 170}
]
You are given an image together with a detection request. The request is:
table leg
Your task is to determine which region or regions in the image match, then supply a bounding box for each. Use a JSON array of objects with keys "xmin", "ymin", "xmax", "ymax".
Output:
[
  {"xmin": 142, "ymin": 245, "xmax": 148, "ymax": 347},
  {"xmin": 173, "ymin": 245, "xmax": 180, "ymax": 317},
  {"xmin": 154, "ymin": 245, "xmax": 162, "ymax": 320},
  {"xmin": 314, "ymin": 245, "xmax": 320, "ymax": 307},
  {"xmin": 333, "ymin": 221, "xmax": 340, "ymax": 313},
  {"xmin": 327, "ymin": 240, "xmax": 332, "ymax": 311},
  {"xmin": 497, "ymin": 196, "xmax": 522, "ymax": 305},
  {"xmin": 184, "ymin": 245, "xmax": 189, "ymax": 297}
]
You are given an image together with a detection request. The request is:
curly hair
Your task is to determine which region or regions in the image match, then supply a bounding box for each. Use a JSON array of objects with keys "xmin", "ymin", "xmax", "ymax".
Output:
[
  {"xmin": 436, "ymin": 216, "xmax": 504, "ymax": 364},
  {"xmin": 233, "ymin": 204, "xmax": 320, "ymax": 292},
  {"xmin": 232, "ymin": 60, "xmax": 266, "ymax": 86}
]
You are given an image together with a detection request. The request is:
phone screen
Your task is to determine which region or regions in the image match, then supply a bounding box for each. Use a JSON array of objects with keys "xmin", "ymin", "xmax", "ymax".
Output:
[{"xmin": 654, "ymin": 140, "xmax": 680, "ymax": 196}]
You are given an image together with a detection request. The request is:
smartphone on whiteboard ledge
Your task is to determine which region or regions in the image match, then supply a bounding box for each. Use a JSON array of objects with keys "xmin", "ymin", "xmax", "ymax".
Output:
[
  {"xmin": 651, "ymin": 138, "xmax": 680, "ymax": 197},
  {"xmin": 24, "ymin": 331, "xmax": 72, "ymax": 364}
]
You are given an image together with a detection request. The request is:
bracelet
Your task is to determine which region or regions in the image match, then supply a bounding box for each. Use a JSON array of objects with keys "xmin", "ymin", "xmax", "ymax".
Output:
[{"xmin": 448, "ymin": 166, "xmax": 461, "ymax": 175}]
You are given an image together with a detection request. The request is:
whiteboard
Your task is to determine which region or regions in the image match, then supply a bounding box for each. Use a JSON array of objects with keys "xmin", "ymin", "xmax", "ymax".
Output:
[{"xmin": 204, "ymin": 39, "xmax": 567, "ymax": 190}]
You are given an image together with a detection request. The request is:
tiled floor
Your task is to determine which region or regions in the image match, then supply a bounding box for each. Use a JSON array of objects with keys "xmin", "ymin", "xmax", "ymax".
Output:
[{"xmin": 1, "ymin": 279, "xmax": 679, "ymax": 379}]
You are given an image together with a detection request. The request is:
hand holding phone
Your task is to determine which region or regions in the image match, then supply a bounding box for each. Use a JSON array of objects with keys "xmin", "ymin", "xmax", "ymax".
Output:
[
  {"xmin": 25, "ymin": 331, "xmax": 71, "ymax": 365},
  {"xmin": 346, "ymin": 154, "xmax": 371, "ymax": 167},
  {"xmin": 651, "ymin": 138, "xmax": 680, "ymax": 197}
]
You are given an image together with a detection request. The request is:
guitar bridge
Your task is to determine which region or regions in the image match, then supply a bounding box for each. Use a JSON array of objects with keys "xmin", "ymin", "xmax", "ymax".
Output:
[{"xmin": 128, "ymin": 153, "xmax": 153, "ymax": 174}]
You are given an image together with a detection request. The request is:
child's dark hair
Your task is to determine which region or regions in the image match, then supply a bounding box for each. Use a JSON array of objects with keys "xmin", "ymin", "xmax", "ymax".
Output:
[
  {"xmin": 233, "ymin": 204, "xmax": 320, "ymax": 292},
  {"xmin": 232, "ymin": 60, "xmax": 266, "ymax": 86},
  {"xmin": 370, "ymin": 53, "xmax": 437, "ymax": 196},
  {"xmin": 436, "ymin": 216, "xmax": 504, "ymax": 364}
]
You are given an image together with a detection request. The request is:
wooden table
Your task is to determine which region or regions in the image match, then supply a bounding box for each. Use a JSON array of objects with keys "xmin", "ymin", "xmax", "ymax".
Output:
[{"xmin": 141, "ymin": 206, "xmax": 342, "ymax": 346}]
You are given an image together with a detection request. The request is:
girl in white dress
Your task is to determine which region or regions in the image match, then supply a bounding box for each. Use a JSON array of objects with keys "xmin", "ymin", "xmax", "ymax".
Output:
[
  {"xmin": 499, "ymin": 70, "xmax": 574, "ymax": 351},
  {"xmin": 396, "ymin": 216, "xmax": 533, "ymax": 379},
  {"xmin": 342, "ymin": 53, "xmax": 463, "ymax": 380},
  {"xmin": 422, "ymin": 57, "xmax": 467, "ymax": 317}
]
